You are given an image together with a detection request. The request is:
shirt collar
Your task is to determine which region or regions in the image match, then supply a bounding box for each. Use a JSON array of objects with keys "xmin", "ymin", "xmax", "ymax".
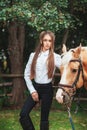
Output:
[{"xmin": 41, "ymin": 50, "xmax": 49, "ymax": 56}]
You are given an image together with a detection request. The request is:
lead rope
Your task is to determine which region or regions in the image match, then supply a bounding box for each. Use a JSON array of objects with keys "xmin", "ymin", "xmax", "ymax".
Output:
[{"xmin": 67, "ymin": 107, "xmax": 75, "ymax": 130}]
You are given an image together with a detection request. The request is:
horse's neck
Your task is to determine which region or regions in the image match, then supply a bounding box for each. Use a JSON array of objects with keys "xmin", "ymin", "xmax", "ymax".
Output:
[{"xmin": 81, "ymin": 47, "xmax": 87, "ymax": 89}]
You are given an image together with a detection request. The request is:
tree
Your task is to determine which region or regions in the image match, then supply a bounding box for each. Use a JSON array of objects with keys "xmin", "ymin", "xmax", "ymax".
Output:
[
  {"xmin": 0, "ymin": 1, "xmax": 33, "ymax": 106},
  {"xmin": 0, "ymin": 0, "xmax": 87, "ymax": 106},
  {"xmin": 8, "ymin": 22, "xmax": 25, "ymax": 105}
]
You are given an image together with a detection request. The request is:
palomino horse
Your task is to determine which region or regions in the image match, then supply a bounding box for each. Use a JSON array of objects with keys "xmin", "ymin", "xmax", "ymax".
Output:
[{"xmin": 56, "ymin": 44, "xmax": 87, "ymax": 106}]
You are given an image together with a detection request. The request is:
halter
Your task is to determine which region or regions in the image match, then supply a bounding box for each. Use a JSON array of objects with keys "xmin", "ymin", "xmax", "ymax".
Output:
[{"xmin": 58, "ymin": 58, "xmax": 84, "ymax": 106}]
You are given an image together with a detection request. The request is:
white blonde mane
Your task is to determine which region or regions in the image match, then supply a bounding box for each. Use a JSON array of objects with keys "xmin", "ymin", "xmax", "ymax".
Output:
[{"xmin": 61, "ymin": 50, "xmax": 73, "ymax": 65}]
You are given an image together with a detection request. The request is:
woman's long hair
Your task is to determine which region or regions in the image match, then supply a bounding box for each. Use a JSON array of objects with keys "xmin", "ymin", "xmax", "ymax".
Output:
[{"xmin": 30, "ymin": 31, "xmax": 55, "ymax": 79}]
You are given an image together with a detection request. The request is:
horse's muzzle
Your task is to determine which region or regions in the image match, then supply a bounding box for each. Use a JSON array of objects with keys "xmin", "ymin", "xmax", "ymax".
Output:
[{"xmin": 62, "ymin": 91, "xmax": 73, "ymax": 107}]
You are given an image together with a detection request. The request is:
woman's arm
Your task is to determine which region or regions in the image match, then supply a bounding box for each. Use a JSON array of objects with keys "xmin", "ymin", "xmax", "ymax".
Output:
[{"xmin": 24, "ymin": 53, "xmax": 36, "ymax": 94}]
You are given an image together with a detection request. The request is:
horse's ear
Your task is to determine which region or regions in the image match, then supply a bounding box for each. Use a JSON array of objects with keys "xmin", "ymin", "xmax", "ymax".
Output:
[
  {"xmin": 62, "ymin": 44, "xmax": 67, "ymax": 53},
  {"xmin": 73, "ymin": 45, "xmax": 81, "ymax": 58},
  {"xmin": 80, "ymin": 43, "xmax": 82, "ymax": 47}
]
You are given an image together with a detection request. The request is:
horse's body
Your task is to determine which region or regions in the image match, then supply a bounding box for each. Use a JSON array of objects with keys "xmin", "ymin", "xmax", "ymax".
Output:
[{"xmin": 56, "ymin": 45, "xmax": 87, "ymax": 104}]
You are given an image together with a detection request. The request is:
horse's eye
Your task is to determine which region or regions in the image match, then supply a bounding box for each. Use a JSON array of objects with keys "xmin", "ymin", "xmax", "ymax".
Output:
[{"xmin": 72, "ymin": 69, "xmax": 77, "ymax": 73}]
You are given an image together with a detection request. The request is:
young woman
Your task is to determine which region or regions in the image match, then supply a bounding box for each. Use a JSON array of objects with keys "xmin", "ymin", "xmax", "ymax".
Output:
[{"xmin": 19, "ymin": 31, "xmax": 61, "ymax": 130}]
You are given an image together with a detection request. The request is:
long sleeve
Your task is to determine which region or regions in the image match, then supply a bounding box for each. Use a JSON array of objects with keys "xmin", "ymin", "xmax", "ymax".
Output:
[
  {"xmin": 54, "ymin": 53, "xmax": 61, "ymax": 68},
  {"xmin": 24, "ymin": 53, "xmax": 36, "ymax": 94}
]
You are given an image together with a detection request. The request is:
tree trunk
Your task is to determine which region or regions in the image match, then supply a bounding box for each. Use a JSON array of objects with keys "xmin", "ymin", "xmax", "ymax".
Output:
[
  {"xmin": 61, "ymin": 0, "xmax": 74, "ymax": 47},
  {"xmin": 61, "ymin": 29, "xmax": 69, "ymax": 45},
  {"xmin": 8, "ymin": 22, "xmax": 26, "ymax": 106}
]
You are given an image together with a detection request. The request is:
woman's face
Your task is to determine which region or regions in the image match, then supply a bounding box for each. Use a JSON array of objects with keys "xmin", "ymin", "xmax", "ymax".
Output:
[{"xmin": 42, "ymin": 34, "xmax": 52, "ymax": 51}]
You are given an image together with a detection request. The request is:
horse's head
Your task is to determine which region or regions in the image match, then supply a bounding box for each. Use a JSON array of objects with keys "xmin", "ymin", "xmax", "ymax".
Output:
[{"xmin": 56, "ymin": 45, "xmax": 84, "ymax": 106}]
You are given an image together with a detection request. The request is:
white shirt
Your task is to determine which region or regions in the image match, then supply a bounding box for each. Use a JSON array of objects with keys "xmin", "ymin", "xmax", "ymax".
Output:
[{"xmin": 24, "ymin": 50, "xmax": 61, "ymax": 94}]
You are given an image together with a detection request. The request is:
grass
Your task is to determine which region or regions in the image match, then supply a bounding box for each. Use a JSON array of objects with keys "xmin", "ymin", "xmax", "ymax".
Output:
[{"xmin": 0, "ymin": 100, "xmax": 87, "ymax": 130}]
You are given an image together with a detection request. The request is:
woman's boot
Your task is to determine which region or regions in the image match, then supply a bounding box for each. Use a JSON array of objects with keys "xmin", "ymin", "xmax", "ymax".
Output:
[
  {"xmin": 19, "ymin": 116, "xmax": 35, "ymax": 130},
  {"xmin": 40, "ymin": 121, "xmax": 49, "ymax": 130}
]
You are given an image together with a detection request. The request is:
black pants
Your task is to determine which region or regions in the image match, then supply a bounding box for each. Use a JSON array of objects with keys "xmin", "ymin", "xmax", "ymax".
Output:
[{"xmin": 19, "ymin": 82, "xmax": 54, "ymax": 130}]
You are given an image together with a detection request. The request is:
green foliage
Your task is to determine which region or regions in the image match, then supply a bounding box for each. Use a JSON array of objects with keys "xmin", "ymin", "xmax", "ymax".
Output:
[
  {"xmin": 29, "ymin": 0, "xmax": 44, "ymax": 7},
  {"xmin": 0, "ymin": 0, "xmax": 87, "ymax": 47},
  {"xmin": 0, "ymin": 1, "xmax": 33, "ymax": 25},
  {"xmin": 50, "ymin": 0, "xmax": 68, "ymax": 9},
  {"xmin": 74, "ymin": 0, "xmax": 87, "ymax": 10},
  {"xmin": 0, "ymin": 0, "xmax": 75, "ymax": 32},
  {"xmin": 33, "ymin": 2, "xmax": 72, "ymax": 32}
]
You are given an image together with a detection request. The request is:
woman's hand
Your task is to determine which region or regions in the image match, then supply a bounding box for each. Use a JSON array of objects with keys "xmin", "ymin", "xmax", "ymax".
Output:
[{"xmin": 31, "ymin": 92, "xmax": 39, "ymax": 102}]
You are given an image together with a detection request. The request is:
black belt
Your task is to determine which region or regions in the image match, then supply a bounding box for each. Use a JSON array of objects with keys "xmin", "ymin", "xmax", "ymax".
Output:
[{"xmin": 33, "ymin": 81, "xmax": 52, "ymax": 87}]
